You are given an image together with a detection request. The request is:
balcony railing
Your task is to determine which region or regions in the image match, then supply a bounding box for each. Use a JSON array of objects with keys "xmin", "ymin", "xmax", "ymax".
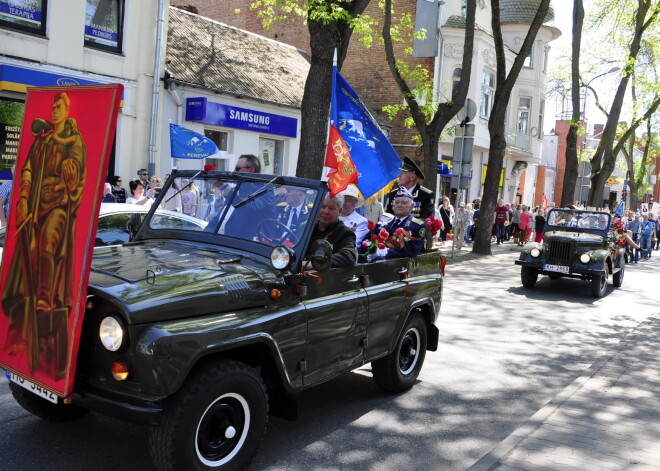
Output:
[{"xmin": 505, "ymin": 126, "xmax": 532, "ymax": 152}]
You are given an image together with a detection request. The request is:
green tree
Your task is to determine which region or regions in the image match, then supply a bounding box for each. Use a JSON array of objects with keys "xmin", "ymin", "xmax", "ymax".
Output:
[
  {"xmin": 381, "ymin": 0, "xmax": 477, "ymax": 197},
  {"xmin": 251, "ymin": 0, "xmax": 375, "ymax": 179},
  {"xmin": 473, "ymin": 0, "xmax": 552, "ymax": 255},
  {"xmin": 586, "ymin": 0, "xmax": 660, "ymax": 206}
]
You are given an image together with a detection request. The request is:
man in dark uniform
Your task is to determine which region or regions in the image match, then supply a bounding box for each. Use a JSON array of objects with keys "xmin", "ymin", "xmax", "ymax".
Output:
[
  {"xmin": 307, "ymin": 195, "xmax": 357, "ymax": 268},
  {"xmin": 385, "ymin": 156, "xmax": 434, "ymax": 219},
  {"xmin": 360, "ymin": 191, "xmax": 425, "ymax": 261},
  {"xmin": 276, "ymin": 186, "xmax": 311, "ymax": 238}
]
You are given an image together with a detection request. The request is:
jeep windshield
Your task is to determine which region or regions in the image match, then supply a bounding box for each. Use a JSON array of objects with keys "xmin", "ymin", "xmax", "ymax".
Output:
[
  {"xmin": 147, "ymin": 172, "xmax": 321, "ymax": 250},
  {"xmin": 546, "ymin": 209, "xmax": 611, "ymax": 231}
]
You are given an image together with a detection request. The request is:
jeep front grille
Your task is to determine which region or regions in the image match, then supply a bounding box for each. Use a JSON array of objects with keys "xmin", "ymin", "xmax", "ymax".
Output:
[{"xmin": 547, "ymin": 240, "xmax": 573, "ymax": 265}]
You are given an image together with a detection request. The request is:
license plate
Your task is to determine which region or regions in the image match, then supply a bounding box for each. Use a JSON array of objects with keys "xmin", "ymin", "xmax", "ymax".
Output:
[
  {"xmin": 5, "ymin": 370, "xmax": 58, "ymax": 404},
  {"xmin": 543, "ymin": 264, "xmax": 569, "ymax": 274}
]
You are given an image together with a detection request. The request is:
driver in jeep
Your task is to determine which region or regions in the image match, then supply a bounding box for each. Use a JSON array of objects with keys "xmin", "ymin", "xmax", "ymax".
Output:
[{"xmin": 306, "ymin": 195, "xmax": 357, "ymax": 268}]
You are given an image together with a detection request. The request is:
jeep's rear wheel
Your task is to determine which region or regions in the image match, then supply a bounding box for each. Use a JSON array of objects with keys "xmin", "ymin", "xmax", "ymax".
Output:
[
  {"xmin": 521, "ymin": 266, "xmax": 539, "ymax": 288},
  {"xmin": 590, "ymin": 270, "xmax": 608, "ymax": 298},
  {"xmin": 150, "ymin": 360, "xmax": 268, "ymax": 471},
  {"xmin": 613, "ymin": 263, "xmax": 624, "ymax": 288},
  {"xmin": 372, "ymin": 312, "xmax": 427, "ymax": 393},
  {"xmin": 9, "ymin": 383, "xmax": 88, "ymax": 422}
]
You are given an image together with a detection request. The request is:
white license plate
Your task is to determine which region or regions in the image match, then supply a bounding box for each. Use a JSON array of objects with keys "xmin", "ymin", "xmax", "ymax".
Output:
[
  {"xmin": 5, "ymin": 370, "xmax": 58, "ymax": 404},
  {"xmin": 543, "ymin": 264, "xmax": 569, "ymax": 274}
]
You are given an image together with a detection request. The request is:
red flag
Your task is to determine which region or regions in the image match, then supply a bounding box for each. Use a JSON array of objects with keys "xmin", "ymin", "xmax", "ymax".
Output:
[
  {"xmin": 325, "ymin": 124, "xmax": 358, "ymax": 196},
  {"xmin": 542, "ymin": 194, "xmax": 548, "ymax": 210}
]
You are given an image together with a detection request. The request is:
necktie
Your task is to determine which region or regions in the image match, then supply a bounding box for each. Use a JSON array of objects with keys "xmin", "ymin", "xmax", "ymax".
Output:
[{"xmin": 290, "ymin": 208, "xmax": 299, "ymax": 232}]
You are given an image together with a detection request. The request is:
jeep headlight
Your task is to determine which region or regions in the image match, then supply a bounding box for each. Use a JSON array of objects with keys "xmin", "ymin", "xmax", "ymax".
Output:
[
  {"xmin": 270, "ymin": 246, "xmax": 293, "ymax": 270},
  {"xmin": 99, "ymin": 316, "xmax": 124, "ymax": 352},
  {"xmin": 580, "ymin": 253, "xmax": 591, "ymax": 264},
  {"xmin": 530, "ymin": 248, "xmax": 541, "ymax": 258}
]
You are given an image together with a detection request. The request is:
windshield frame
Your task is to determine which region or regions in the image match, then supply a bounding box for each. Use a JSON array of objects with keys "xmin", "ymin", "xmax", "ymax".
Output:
[
  {"xmin": 545, "ymin": 208, "xmax": 612, "ymax": 234},
  {"xmin": 134, "ymin": 169, "xmax": 328, "ymax": 267}
]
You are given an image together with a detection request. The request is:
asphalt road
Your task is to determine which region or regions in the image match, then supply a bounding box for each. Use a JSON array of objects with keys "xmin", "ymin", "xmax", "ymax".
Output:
[{"xmin": 1, "ymin": 248, "xmax": 658, "ymax": 470}]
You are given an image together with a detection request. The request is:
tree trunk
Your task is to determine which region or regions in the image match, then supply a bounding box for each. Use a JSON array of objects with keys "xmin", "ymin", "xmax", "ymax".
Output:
[
  {"xmin": 472, "ymin": 0, "xmax": 551, "ymax": 255},
  {"xmin": 295, "ymin": 0, "xmax": 372, "ymax": 180},
  {"xmin": 560, "ymin": 0, "xmax": 583, "ymax": 208}
]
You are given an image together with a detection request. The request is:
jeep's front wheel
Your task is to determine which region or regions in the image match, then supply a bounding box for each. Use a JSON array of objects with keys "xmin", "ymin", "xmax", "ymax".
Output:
[
  {"xmin": 521, "ymin": 266, "xmax": 539, "ymax": 288},
  {"xmin": 372, "ymin": 312, "xmax": 427, "ymax": 393},
  {"xmin": 150, "ymin": 360, "xmax": 268, "ymax": 471},
  {"xmin": 591, "ymin": 270, "xmax": 608, "ymax": 298}
]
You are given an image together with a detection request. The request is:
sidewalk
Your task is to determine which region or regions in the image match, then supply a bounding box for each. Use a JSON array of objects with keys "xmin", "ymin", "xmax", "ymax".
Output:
[
  {"xmin": 468, "ymin": 313, "xmax": 660, "ymax": 471},
  {"xmin": 434, "ymin": 237, "xmax": 522, "ymax": 265}
]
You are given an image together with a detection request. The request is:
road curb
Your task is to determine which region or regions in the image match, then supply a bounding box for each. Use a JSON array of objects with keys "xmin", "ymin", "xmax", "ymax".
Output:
[{"xmin": 466, "ymin": 312, "xmax": 660, "ymax": 471}]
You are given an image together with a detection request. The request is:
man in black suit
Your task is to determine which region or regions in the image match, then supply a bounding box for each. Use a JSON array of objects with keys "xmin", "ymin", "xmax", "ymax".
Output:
[
  {"xmin": 385, "ymin": 156, "xmax": 435, "ymax": 219},
  {"xmin": 361, "ymin": 191, "xmax": 425, "ymax": 261}
]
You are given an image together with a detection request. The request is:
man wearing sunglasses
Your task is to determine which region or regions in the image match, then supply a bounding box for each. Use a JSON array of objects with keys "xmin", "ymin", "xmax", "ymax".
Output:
[
  {"xmin": 234, "ymin": 154, "xmax": 261, "ymax": 173},
  {"xmin": 137, "ymin": 168, "xmax": 150, "ymax": 192}
]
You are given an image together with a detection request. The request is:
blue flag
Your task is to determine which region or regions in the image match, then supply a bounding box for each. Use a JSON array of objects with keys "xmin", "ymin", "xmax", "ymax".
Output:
[
  {"xmin": 329, "ymin": 67, "xmax": 401, "ymax": 200},
  {"xmin": 169, "ymin": 124, "xmax": 221, "ymax": 159},
  {"xmin": 614, "ymin": 201, "xmax": 624, "ymax": 217}
]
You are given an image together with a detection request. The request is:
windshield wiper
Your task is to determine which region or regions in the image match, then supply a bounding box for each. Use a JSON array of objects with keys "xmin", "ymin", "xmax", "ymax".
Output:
[
  {"xmin": 164, "ymin": 170, "xmax": 204, "ymax": 203},
  {"xmin": 233, "ymin": 175, "xmax": 282, "ymax": 208}
]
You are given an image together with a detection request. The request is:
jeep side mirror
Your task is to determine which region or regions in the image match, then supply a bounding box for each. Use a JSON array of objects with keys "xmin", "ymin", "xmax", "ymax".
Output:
[{"xmin": 308, "ymin": 239, "xmax": 332, "ymax": 272}]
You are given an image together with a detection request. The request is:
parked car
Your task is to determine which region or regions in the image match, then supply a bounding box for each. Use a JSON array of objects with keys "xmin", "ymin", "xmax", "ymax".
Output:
[
  {"xmin": 0, "ymin": 203, "xmax": 207, "ymax": 259},
  {"xmin": 515, "ymin": 209, "xmax": 624, "ymax": 298},
  {"xmin": 5, "ymin": 171, "xmax": 444, "ymax": 471}
]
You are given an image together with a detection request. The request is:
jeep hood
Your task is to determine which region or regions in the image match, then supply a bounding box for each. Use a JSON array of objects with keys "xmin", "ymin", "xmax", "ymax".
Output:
[{"xmin": 88, "ymin": 241, "xmax": 277, "ymax": 324}]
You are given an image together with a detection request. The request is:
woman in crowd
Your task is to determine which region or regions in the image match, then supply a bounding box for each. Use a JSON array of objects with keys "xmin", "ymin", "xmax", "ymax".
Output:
[
  {"xmin": 534, "ymin": 208, "xmax": 545, "ymax": 243},
  {"xmin": 464, "ymin": 203, "xmax": 475, "ymax": 246},
  {"xmin": 518, "ymin": 205, "xmax": 531, "ymax": 245},
  {"xmin": 126, "ymin": 180, "xmax": 153, "ymax": 206},
  {"xmin": 147, "ymin": 175, "xmax": 162, "ymax": 199},
  {"xmin": 110, "ymin": 175, "xmax": 126, "ymax": 203},
  {"xmin": 438, "ymin": 196, "xmax": 454, "ymax": 246},
  {"xmin": 181, "ymin": 179, "xmax": 198, "ymax": 217},
  {"xmin": 511, "ymin": 204, "xmax": 522, "ymax": 245},
  {"xmin": 162, "ymin": 177, "xmax": 183, "ymax": 212}
]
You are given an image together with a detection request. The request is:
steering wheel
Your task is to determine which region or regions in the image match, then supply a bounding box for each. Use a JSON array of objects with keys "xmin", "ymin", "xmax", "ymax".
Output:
[{"xmin": 257, "ymin": 218, "xmax": 300, "ymax": 246}]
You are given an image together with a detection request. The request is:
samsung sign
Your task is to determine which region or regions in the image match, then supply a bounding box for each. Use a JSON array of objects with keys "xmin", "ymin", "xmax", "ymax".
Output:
[{"xmin": 185, "ymin": 98, "xmax": 297, "ymax": 138}]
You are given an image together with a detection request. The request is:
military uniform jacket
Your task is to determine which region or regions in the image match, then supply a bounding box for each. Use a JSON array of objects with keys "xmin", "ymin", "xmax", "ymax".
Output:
[
  {"xmin": 385, "ymin": 184, "xmax": 435, "ymax": 219},
  {"xmin": 360, "ymin": 213, "xmax": 425, "ymax": 259},
  {"xmin": 276, "ymin": 203, "xmax": 311, "ymax": 237}
]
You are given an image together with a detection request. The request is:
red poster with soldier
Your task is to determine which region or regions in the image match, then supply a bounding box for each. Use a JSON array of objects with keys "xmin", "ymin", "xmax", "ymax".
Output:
[{"xmin": 0, "ymin": 84, "xmax": 122, "ymax": 399}]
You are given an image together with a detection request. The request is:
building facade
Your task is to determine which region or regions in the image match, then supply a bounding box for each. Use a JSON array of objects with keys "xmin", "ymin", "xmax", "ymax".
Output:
[{"xmin": 0, "ymin": 0, "xmax": 168, "ymax": 183}]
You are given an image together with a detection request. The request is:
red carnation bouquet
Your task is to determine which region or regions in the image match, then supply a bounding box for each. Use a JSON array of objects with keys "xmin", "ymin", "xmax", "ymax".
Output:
[
  {"xmin": 425, "ymin": 216, "xmax": 443, "ymax": 236},
  {"xmin": 361, "ymin": 226, "xmax": 389, "ymax": 254}
]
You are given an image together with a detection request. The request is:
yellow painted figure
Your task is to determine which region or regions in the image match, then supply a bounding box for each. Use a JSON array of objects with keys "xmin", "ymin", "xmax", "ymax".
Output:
[{"xmin": 2, "ymin": 92, "xmax": 86, "ymax": 380}]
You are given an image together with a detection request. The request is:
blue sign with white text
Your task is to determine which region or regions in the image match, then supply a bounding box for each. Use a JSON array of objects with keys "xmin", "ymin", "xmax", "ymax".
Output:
[{"xmin": 185, "ymin": 98, "xmax": 298, "ymax": 138}]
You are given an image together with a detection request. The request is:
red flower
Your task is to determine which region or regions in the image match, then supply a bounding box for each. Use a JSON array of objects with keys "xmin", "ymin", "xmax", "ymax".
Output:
[
  {"xmin": 367, "ymin": 221, "xmax": 376, "ymax": 230},
  {"xmin": 379, "ymin": 229, "xmax": 390, "ymax": 238},
  {"xmin": 371, "ymin": 234, "xmax": 378, "ymax": 241},
  {"xmin": 394, "ymin": 228, "xmax": 404, "ymax": 236},
  {"xmin": 203, "ymin": 164, "xmax": 215, "ymax": 171},
  {"xmin": 378, "ymin": 243, "xmax": 386, "ymax": 250},
  {"xmin": 361, "ymin": 240, "xmax": 369, "ymax": 248}
]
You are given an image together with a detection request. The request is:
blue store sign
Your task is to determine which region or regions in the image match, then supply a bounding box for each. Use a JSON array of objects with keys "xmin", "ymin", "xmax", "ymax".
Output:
[
  {"xmin": 0, "ymin": 64, "xmax": 107, "ymax": 93},
  {"xmin": 185, "ymin": 97, "xmax": 298, "ymax": 138}
]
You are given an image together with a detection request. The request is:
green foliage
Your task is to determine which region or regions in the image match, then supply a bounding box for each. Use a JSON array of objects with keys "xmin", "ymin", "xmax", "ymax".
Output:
[{"xmin": 0, "ymin": 100, "xmax": 24, "ymax": 126}]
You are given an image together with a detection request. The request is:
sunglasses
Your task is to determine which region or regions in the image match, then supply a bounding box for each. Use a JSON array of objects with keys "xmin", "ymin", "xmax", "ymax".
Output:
[{"xmin": 140, "ymin": 173, "xmax": 148, "ymax": 176}]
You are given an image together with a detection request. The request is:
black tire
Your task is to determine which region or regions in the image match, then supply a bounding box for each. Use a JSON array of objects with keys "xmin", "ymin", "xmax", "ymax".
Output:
[
  {"xmin": 521, "ymin": 266, "xmax": 539, "ymax": 288},
  {"xmin": 372, "ymin": 312, "xmax": 427, "ymax": 393},
  {"xmin": 590, "ymin": 270, "xmax": 608, "ymax": 298},
  {"xmin": 149, "ymin": 360, "xmax": 268, "ymax": 471},
  {"xmin": 613, "ymin": 262, "xmax": 624, "ymax": 288},
  {"xmin": 9, "ymin": 382, "xmax": 88, "ymax": 422}
]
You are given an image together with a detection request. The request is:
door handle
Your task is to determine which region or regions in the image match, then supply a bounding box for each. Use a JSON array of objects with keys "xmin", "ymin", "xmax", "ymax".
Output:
[{"xmin": 347, "ymin": 275, "xmax": 360, "ymax": 283}]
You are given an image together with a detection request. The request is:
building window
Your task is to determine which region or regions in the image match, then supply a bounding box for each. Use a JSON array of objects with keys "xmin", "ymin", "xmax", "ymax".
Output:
[
  {"xmin": 452, "ymin": 67, "xmax": 462, "ymax": 99},
  {"xmin": 523, "ymin": 48, "xmax": 533, "ymax": 68},
  {"xmin": 0, "ymin": 96, "xmax": 25, "ymax": 179},
  {"xmin": 480, "ymin": 70, "xmax": 495, "ymax": 118},
  {"xmin": 518, "ymin": 97, "xmax": 531, "ymax": 134},
  {"xmin": 538, "ymin": 100, "xmax": 545, "ymax": 139},
  {"xmin": 85, "ymin": 0, "xmax": 123, "ymax": 53},
  {"xmin": 260, "ymin": 137, "xmax": 283, "ymax": 175},
  {"xmin": 460, "ymin": 0, "xmax": 466, "ymax": 16},
  {"xmin": 203, "ymin": 129, "xmax": 229, "ymax": 170},
  {"xmin": 0, "ymin": 0, "xmax": 47, "ymax": 35}
]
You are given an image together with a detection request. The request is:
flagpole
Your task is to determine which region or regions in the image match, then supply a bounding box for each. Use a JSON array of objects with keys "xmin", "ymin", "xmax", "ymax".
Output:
[{"xmin": 322, "ymin": 50, "xmax": 339, "ymax": 183}]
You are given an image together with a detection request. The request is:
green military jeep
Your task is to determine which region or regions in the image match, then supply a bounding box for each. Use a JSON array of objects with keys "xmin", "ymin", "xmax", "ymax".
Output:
[
  {"xmin": 7, "ymin": 170, "xmax": 443, "ymax": 470},
  {"xmin": 515, "ymin": 209, "xmax": 624, "ymax": 298}
]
